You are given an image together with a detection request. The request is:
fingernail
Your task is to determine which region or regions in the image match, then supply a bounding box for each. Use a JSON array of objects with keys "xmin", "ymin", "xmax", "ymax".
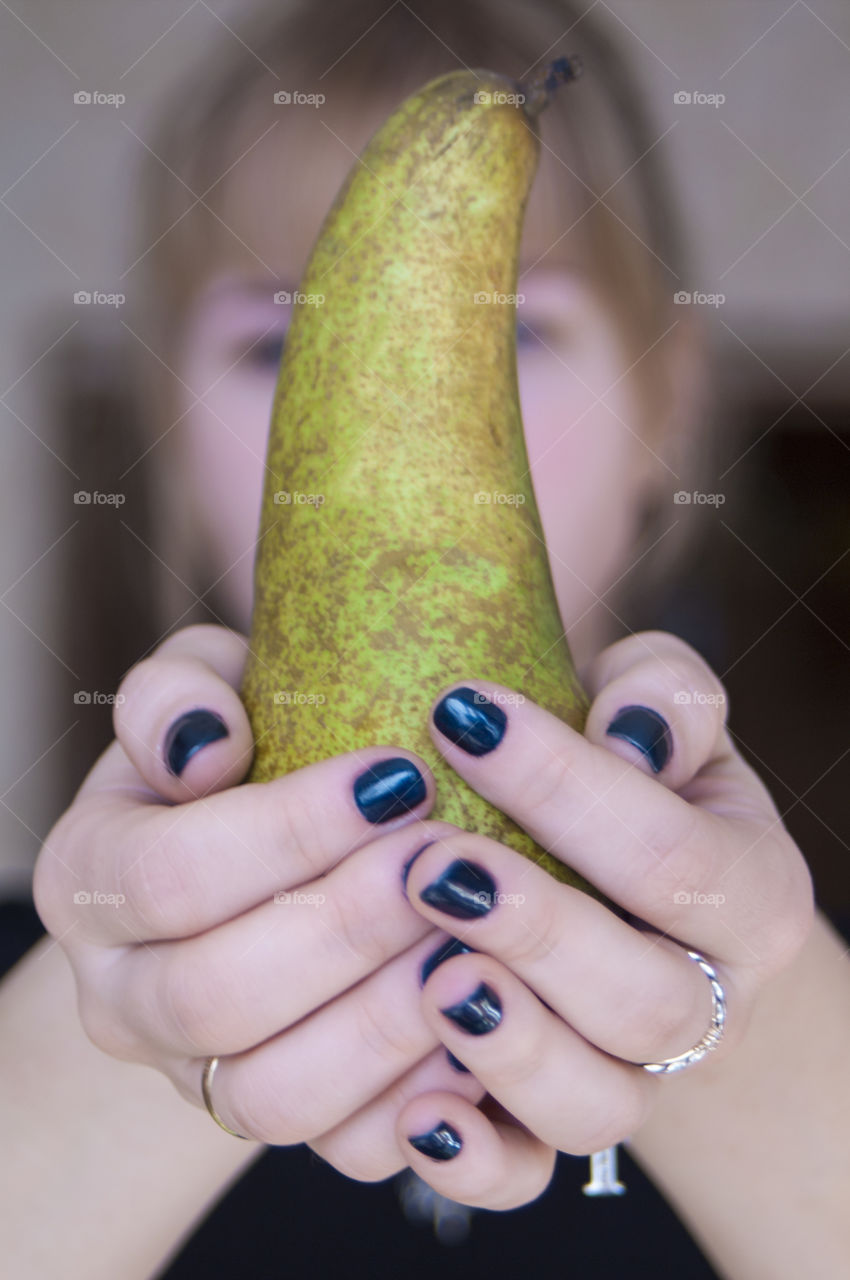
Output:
[
  {"xmin": 447, "ymin": 1050, "xmax": 470, "ymax": 1073},
  {"xmin": 606, "ymin": 705, "xmax": 672, "ymax": 773},
  {"xmin": 401, "ymin": 841, "xmax": 436, "ymax": 898},
  {"xmin": 353, "ymin": 758, "xmax": 426, "ymax": 823},
  {"xmin": 433, "ymin": 687, "xmax": 507, "ymax": 756},
  {"xmin": 420, "ymin": 937, "xmax": 474, "ymax": 987},
  {"xmin": 440, "ymin": 982, "xmax": 502, "ymax": 1035},
  {"xmin": 420, "ymin": 860, "xmax": 496, "ymax": 919},
  {"xmin": 407, "ymin": 1121, "xmax": 463, "ymax": 1161},
  {"xmin": 164, "ymin": 709, "xmax": 229, "ymax": 777}
]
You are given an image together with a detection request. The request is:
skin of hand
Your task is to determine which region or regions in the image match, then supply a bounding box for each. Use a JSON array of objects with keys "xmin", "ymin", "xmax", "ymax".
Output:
[
  {"xmin": 32, "ymin": 618, "xmax": 815, "ymax": 1215},
  {"xmin": 395, "ymin": 628, "xmax": 816, "ymax": 1207},
  {"xmin": 26, "ymin": 105, "xmax": 819, "ymax": 1228},
  {"xmin": 32, "ymin": 623, "xmax": 489, "ymax": 1177}
]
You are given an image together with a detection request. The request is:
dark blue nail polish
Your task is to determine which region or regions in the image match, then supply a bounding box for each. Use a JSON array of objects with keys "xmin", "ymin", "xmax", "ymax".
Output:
[
  {"xmin": 420, "ymin": 937, "xmax": 474, "ymax": 986},
  {"xmin": 420, "ymin": 860, "xmax": 496, "ymax": 919},
  {"xmin": 407, "ymin": 1121, "xmax": 463, "ymax": 1161},
  {"xmin": 353, "ymin": 758, "xmax": 426, "ymax": 823},
  {"xmin": 164, "ymin": 709, "xmax": 228, "ymax": 777},
  {"xmin": 606, "ymin": 705, "xmax": 672, "ymax": 773},
  {"xmin": 440, "ymin": 982, "xmax": 502, "ymax": 1035},
  {"xmin": 447, "ymin": 1050, "xmax": 470, "ymax": 1073},
  {"xmin": 401, "ymin": 841, "xmax": 436, "ymax": 897},
  {"xmin": 433, "ymin": 687, "xmax": 507, "ymax": 756}
]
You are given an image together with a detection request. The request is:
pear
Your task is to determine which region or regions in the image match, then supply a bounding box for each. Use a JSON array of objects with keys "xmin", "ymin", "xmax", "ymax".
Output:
[{"xmin": 241, "ymin": 60, "xmax": 605, "ymax": 900}]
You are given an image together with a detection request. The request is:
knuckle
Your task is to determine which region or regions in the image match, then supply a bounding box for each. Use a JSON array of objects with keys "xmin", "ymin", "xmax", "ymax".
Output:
[
  {"xmin": 159, "ymin": 949, "xmax": 229, "ymax": 1053},
  {"xmin": 225, "ymin": 1075, "xmax": 281, "ymax": 1146},
  {"xmin": 77, "ymin": 983, "xmax": 140, "ymax": 1061},
  {"xmin": 355, "ymin": 990, "xmax": 423, "ymax": 1068},
  {"xmin": 232, "ymin": 1064, "xmax": 332, "ymax": 1147},
  {"xmin": 619, "ymin": 959, "xmax": 702, "ymax": 1062},
  {"xmin": 521, "ymin": 747, "xmax": 576, "ymax": 820},
  {"xmin": 318, "ymin": 884, "xmax": 389, "ymax": 970},
  {"xmin": 119, "ymin": 818, "xmax": 202, "ymax": 938},
  {"xmin": 32, "ymin": 810, "xmax": 77, "ymax": 933},
  {"xmin": 752, "ymin": 838, "xmax": 816, "ymax": 976},
  {"xmin": 577, "ymin": 1076, "xmax": 650, "ymax": 1154},
  {"xmin": 490, "ymin": 1025, "xmax": 550, "ymax": 1091},
  {"xmin": 628, "ymin": 803, "xmax": 711, "ymax": 915},
  {"xmin": 259, "ymin": 778, "xmax": 330, "ymax": 881},
  {"xmin": 502, "ymin": 891, "xmax": 568, "ymax": 969}
]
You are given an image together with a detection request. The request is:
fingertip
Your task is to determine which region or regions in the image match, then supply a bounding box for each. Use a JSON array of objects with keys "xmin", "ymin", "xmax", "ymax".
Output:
[
  {"xmin": 397, "ymin": 1090, "xmax": 555, "ymax": 1211},
  {"xmin": 160, "ymin": 693, "xmax": 255, "ymax": 798},
  {"xmin": 351, "ymin": 751, "xmax": 434, "ymax": 825},
  {"xmin": 604, "ymin": 704, "xmax": 673, "ymax": 775},
  {"xmin": 164, "ymin": 708, "xmax": 229, "ymax": 777}
]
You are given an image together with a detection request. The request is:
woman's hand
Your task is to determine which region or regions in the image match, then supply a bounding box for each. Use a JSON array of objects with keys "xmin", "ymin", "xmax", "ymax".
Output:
[
  {"xmin": 32, "ymin": 624, "xmax": 487, "ymax": 1177},
  {"xmin": 397, "ymin": 630, "xmax": 815, "ymax": 1210}
]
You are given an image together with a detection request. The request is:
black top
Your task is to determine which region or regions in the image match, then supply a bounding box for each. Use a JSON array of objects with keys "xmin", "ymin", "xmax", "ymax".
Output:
[{"xmin": 5, "ymin": 899, "xmax": 848, "ymax": 1279}]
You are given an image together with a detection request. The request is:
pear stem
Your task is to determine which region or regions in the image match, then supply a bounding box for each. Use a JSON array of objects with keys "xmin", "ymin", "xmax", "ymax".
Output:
[{"xmin": 519, "ymin": 55, "xmax": 583, "ymax": 119}]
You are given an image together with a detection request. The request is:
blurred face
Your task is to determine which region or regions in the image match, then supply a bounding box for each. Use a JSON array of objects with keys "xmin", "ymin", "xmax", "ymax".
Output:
[{"xmin": 174, "ymin": 101, "xmax": 665, "ymax": 670}]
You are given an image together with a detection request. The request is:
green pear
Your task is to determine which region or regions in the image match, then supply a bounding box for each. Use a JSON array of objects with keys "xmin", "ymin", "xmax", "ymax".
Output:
[{"xmin": 241, "ymin": 60, "xmax": 604, "ymax": 899}]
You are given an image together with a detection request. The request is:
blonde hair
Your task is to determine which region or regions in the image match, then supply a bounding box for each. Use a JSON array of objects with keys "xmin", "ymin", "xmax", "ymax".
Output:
[{"xmin": 128, "ymin": 0, "xmax": 706, "ymax": 637}]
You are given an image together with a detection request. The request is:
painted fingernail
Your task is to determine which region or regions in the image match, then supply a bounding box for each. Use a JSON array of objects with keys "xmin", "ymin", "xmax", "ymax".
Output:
[
  {"xmin": 164, "ymin": 709, "xmax": 229, "ymax": 777},
  {"xmin": 420, "ymin": 860, "xmax": 496, "ymax": 919},
  {"xmin": 606, "ymin": 705, "xmax": 672, "ymax": 773},
  {"xmin": 440, "ymin": 982, "xmax": 502, "ymax": 1035},
  {"xmin": 420, "ymin": 937, "xmax": 474, "ymax": 986},
  {"xmin": 447, "ymin": 1050, "xmax": 470, "ymax": 1073},
  {"xmin": 353, "ymin": 758, "xmax": 426, "ymax": 823},
  {"xmin": 401, "ymin": 841, "xmax": 436, "ymax": 897},
  {"xmin": 407, "ymin": 1121, "xmax": 463, "ymax": 1161},
  {"xmin": 433, "ymin": 687, "xmax": 507, "ymax": 756}
]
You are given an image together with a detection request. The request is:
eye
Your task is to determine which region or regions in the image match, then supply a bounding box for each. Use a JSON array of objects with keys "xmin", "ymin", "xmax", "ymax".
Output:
[
  {"xmin": 240, "ymin": 321, "xmax": 544, "ymax": 369},
  {"xmin": 245, "ymin": 332, "xmax": 286, "ymax": 370},
  {"xmin": 516, "ymin": 318, "xmax": 547, "ymax": 349}
]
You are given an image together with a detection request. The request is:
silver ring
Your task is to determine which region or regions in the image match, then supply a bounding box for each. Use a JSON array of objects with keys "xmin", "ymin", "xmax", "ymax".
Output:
[{"xmin": 640, "ymin": 949, "xmax": 726, "ymax": 1075}]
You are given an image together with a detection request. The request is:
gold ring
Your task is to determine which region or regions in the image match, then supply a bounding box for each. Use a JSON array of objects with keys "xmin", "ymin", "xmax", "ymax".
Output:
[{"xmin": 201, "ymin": 1056, "xmax": 251, "ymax": 1139}]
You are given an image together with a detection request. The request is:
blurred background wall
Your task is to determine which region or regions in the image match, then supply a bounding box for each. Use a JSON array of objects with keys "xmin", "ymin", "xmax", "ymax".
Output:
[{"xmin": 1, "ymin": 1, "xmax": 848, "ymax": 906}]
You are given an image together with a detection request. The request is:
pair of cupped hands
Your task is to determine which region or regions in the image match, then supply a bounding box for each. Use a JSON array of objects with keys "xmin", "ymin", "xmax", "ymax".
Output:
[{"xmin": 34, "ymin": 623, "xmax": 813, "ymax": 1209}]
